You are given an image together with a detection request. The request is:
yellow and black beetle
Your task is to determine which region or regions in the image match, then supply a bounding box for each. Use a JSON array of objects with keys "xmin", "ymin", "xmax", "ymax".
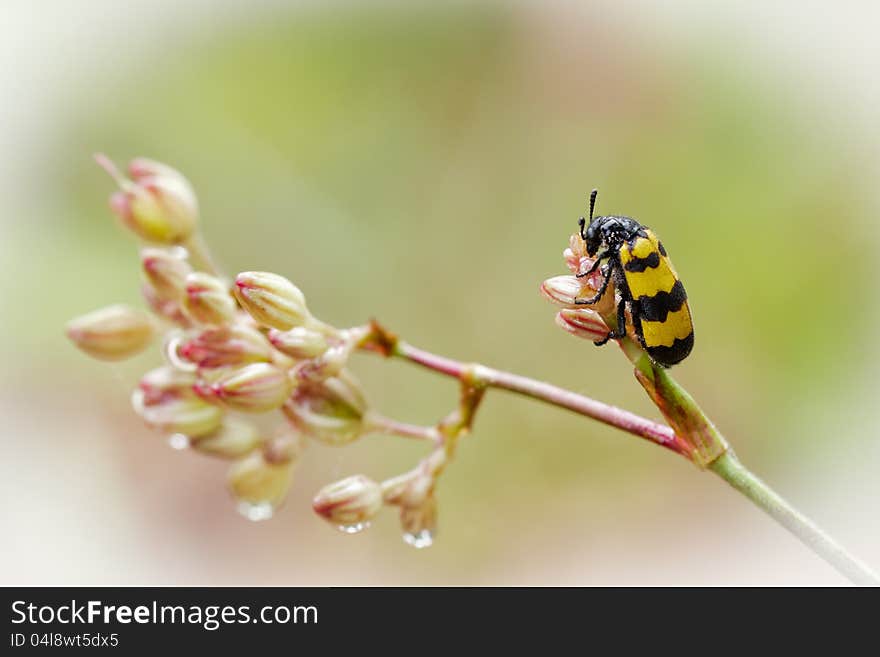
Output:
[{"xmin": 575, "ymin": 189, "xmax": 694, "ymax": 367}]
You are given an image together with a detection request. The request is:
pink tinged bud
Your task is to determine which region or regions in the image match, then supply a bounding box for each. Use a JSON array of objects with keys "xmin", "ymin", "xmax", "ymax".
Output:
[
  {"xmin": 267, "ymin": 327, "xmax": 330, "ymax": 360},
  {"xmin": 555, "ymin": 308, "xmax": 610, "ymax": 342},
  {"xmin": 196, "ymin": 362, "xmax": 294, "ymax": 412},
  {"xmin": 540, "ymin": 275, "xmax": 588, "ymax": 307},
  {"xmin": 180, "ymin": 324, "xmax": 272, "ymax": 369},
  {"xmin": 282, "ymin": 372, "xmax": 368, "ymax": 445},
  {"xmin": 191, "ymin": 417, "xmax": 264, "ymax": 459},
  {"xmin": 263, "ymin": 425, "xmax": 307, "ymax": 464},
  {"xmin": 131, "ymin": 389, "xmax": 223, "ymax": 438},
  {"xmin": 400, "ymin": 494, "xmax": 437, "ymax": 549},
  {"xmin": 66, "ymin": 304, "xmax": 156, "ymax": 361},
  {"xmin": 183, "ymin": 272, "xmax": 236, "ymax": 325},
  {"xmin": 141, "ymin": 247, "xmax": 192, "ymax": 300},
  {"xmin": 142, "ymin": 282, "xmax": 191, "ymax": 326},
  {"xmin": 312, "ymin": 475, "xmax": 383, "ymax": 530},
  {"xmin": 564, "ymin": 233, "xmax": 593, "ymax": 275},
  {"xmin": 233, "ymin": 271, "xmax": 314, "ymax": 331},
  {"xmin": 97, "ymin": 154, "xmax": 198, "ymax": 244},
  {"xmin": 138, "ymin": 365, "xmax": 197, "ymax": 405},
  {"xmin": 128, "ymin": 157, "xmax": 187, "ymax": 181},
  {"xmin": 227, "ymin": 446, "xmax": 295, "ymax": 512}
]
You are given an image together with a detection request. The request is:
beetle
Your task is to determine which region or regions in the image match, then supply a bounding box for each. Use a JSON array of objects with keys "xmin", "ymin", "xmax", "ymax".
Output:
[{"xmin": 575, "ymin": 189, "xmax": 694, "ymax": 367}]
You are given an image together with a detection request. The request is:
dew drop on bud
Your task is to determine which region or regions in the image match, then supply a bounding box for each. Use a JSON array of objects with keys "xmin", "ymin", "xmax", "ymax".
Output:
[
  {"xmin": 336, "ymin": 522, "xmax": 370, "ymax": 534},
  {"xmin": 237, "ymin": 501, "xmax": 275, "ymax": 522},
  {"xmin": 402, "ymin": 529, "xmax": 435, "ymax": 549},
  {"xmin": 167, "ymin": 433, "xmax": 191, "ymax": 450}
]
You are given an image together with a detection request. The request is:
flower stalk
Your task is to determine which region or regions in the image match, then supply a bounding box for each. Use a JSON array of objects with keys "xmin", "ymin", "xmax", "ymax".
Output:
[{"xmin": 358, "ymin": 320, "xmax": 879, "ymax": 585}]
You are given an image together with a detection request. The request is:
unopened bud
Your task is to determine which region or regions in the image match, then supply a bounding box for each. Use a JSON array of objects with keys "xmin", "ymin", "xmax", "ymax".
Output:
[
  {"xmin": 539, "ymin": 275, "xmax": 587, "ymax": 307},
  {"xmin": 141, "ymin": 247, "xmax": 191, "ymax": 300},
  {"xmin": 142, "ymin": 282, "xmax": 191, "ymax": 326},
  {"xmin": 183, "ymin": 272, "xmax": 236, "ymax": 325},
  {"xmin": 312, "ymin": 475, "xmax": 382, "ymax": 529},
  {"xmin": 128, "ymin": 157, "xmax": 187, "ymax": 181},
  {"xmin": 227, "ymin": 446, "xmax": 295, "ymax": 511},
  {"xmin": 66, "ymin": 304, "xmax": 156, "ymax": 361},
  {"xmin": 233, "ymin": 271, "xmax": 314, "ymax": 331},
  {"xmin": 180, "ymin": 324, "xmax": 272, "ymax": 369},
  {"xmin": 196, "ymin": 362, "xmax": 293, "ymax": 412},
  {"xmin": 282, "ymin": 372, "xmax": 367, "ymax": 445},
  {"xmin": 555, "ymin": 308, "xmax": 610, "ymax": 342},
  {"xmin": 138, "ymin": 365, "xmax": 197, "ymax": 405},
  {"xmin": 132, "ymin": 389, "xmax": 223, "ymax": 438},
  {"xmin": 97, "ymin": 154, "xmax": 198, "ymax": 244},
  {"xmin": 263, "ymin": 425, "xmax": 307, "ymax": 464},
  {"xmin": 400, "ymin": 494, "xmax": 437, "ymax": 549},
  {"xmin": 191, "ymin": 417, "xmax": 263, "ymax": 459},
  {"xmin": 267, "ymin": 327, "xmax": 330, "ymax": 360}
]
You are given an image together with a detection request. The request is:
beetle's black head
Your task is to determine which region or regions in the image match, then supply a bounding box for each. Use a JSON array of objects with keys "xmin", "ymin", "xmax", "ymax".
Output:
[
  {"xmin": 578, "ymin": 189, "xmax": 641, "ymax": 256},
  {"xmin": 583, "ymin": 220, "xmax": 603, "ymax": 257}
]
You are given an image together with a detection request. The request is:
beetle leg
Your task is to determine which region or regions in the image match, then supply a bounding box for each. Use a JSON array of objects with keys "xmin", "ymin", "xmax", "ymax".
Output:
[
  {"xmin": 574, "ymin": 265, "xmax": 612, "ymax": 305},
  {"xmin": 576, "ymin": 254, "xmax": 605, "ymax": 278},
  {"xmin": 593, "ymin": 296, "xmax": 628, "ymax": 346}
]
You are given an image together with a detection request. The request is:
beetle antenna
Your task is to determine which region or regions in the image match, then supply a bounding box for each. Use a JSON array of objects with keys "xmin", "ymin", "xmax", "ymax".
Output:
[{"xmin": 588, "ymin": 189, "xmax": 598, "ymax": 223}]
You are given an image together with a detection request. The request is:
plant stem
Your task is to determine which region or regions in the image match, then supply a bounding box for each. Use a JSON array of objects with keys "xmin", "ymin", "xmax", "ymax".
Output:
[
  {"xmin": 361, "ymin": 325, "xmax": 879, "ymax": 585},
  {"xmin": 391, "ymin": 339, "xmax": 689, "ymax": 456},
  {"xmin": 184, "ymin": 232, "xmax": 223, "ymax": 277},
  {"xmin": 711, "ymin": 451, "xmax": 879, "ymax": 585}
]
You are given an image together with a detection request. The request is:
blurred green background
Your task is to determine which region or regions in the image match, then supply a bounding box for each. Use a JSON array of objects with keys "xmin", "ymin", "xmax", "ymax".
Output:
[{"xmin": 2, "ymin": 1, "xmax": 879, "ymax": 584}]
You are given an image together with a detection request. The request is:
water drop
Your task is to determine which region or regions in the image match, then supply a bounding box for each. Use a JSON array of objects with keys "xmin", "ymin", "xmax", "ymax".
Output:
[
  {"xmin": 237, "ymin": 501, "xmax": 274, "ymax": 522},
  {"xmin": 167, "ymin": 433, "xmax": 190, "ymax": 450},
  {"xmin": 403, "ymin": 529, "xmax": 434, "ymax": 549},
  {"xmin": 336, "ymin": 522, "xmax": 370, "ymax": 534}
]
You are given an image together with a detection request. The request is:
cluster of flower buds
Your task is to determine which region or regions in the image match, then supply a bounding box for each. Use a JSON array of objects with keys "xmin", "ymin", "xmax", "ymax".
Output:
[
  {"xmin": 67, "ymin": 155, "xmax": 456, "ymax": 546},
  {"xmin": 541, "ymin": 233, "xmax": 628, "ymax": 343}
]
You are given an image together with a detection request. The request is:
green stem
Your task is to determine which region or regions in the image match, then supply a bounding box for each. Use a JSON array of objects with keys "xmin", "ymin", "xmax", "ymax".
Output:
[{"xmin": 710, "ymin": 451, "xmax": 879, "ymax": 585}]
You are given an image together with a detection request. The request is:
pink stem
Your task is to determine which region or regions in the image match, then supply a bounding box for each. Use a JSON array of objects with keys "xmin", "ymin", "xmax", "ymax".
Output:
[{"xmin": 392, "ymin": 340, "xmax": 686, "ymax": 456}]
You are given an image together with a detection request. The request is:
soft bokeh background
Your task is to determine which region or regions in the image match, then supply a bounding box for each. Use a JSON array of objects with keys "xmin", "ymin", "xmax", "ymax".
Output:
[{"xmin": 2, "ymin": 0, "xmax": 879, "ymax": 585}]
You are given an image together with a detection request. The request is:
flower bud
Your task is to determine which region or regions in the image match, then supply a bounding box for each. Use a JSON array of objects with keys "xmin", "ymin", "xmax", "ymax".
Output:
[
  {"xmin": 282, "ymin": 372, "xmax": 367, "ymax": 445},
  {"xmin": 555, "ymin": 308, "xmax": 610, "ymax": 342},
  {"xmin": 141, "ymin": 247, "xmax": 191, "ymax": 300},
  {"xmin": 400, "ymin": 494, "xmax": 437, "ymax": 549},
  {"xmin": 179, "ymin": 324, "xmax": 272, "ymax": 369},
  {"xmin": 233, "ymin": 271, "xmax": 314, "ymax": 331},
  {"xmin": 97, "ymin": 154, "xmax": 198, "ymax": 244},
  {"xmin": 267, "ymin": 327, "xmax": 330, "ymax": 360},
  {"xmin": 227, "ymin": 445, "xmax": 295, "ymax": 513},
  {"xmin": 138, "ymin": 365, "xmax": 197, "ymax": 405},
  {"xmin": 539, "ymin": 275, "xmax": 587, "ymax": 307},
  {"xmin": 128, "ymin": 157, "xmax": 186, "ymax": 181},
  {"xmin": 132, "ymin": 389, "xmax": 223, "ymax": 438},
  {"xmin": 564, "ymin": 233, "xmax": 592, "ymax": 275},
  {"xmin": 66, "ymin": 304, "xmax": 156, "ymax": 361},
  {"xmin": 312, "ymin": 475, "xmax": 383, "ymax": 531},
  {"xmin": 263, "ymin": 425, "xmax": 307, "ymax": 464},
  {"xmin": 183, "ymin": 272, "xmax": 236, "ymax": 325},
  {"xmin": 196, "ymin": 362, "xmax": 293, "ymax": 412},
  {"xmin": 540, "ymin": 272, "xmax": 617, "ymax": 317},
  {"xmin": 142, "ymin": 282, "xmax": 191, "ymax": 326},
  {"xmin": 191, "ymin": 417, "xmax": 263, "ymax": 459}
]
